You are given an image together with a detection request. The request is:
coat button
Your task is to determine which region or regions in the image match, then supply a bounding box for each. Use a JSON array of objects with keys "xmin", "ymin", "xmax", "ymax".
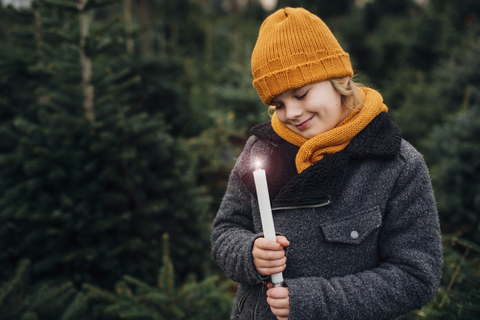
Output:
[{"xmin": 350, "ymin": 231, "xmax": 359, "ymax": 239}]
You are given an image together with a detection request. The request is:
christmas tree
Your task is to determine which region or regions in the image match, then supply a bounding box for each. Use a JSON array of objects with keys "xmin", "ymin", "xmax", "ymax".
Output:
[
  {"xmin": 84, "ymin": 234, "xmax": 234, "ymax": 320},
  {"xmin": 0, "ymin": 0, "xmax": 212, "ymax": 300}
]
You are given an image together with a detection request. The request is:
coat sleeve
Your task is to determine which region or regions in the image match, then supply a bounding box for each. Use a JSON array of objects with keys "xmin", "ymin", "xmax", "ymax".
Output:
[
  {"xmin": 211, "ymin": 136, "xmax": 265, "ymax": 285},
  {"xmin": 288, "ymin": 146, "xmax": 443, "ymax": 320}
]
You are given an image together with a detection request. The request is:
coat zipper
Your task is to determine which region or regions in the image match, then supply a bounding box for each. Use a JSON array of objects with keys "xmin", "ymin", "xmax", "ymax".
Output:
[
  {"xmin": 236, "ymin": 287, "xmax": 252, "ymax": 319},
  {"xmin": 271, "ymin": 200, "xmax": 331, "ymax": 211},
  {"xmin": 253, "ymin": 281, "xmax": 267, "ymax": 320}
]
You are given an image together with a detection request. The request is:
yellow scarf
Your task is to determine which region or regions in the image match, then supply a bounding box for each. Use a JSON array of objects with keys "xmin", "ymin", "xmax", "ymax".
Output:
[{"xmin": 271, "ymin": 87, "xmax": 388, "ymax": 174}]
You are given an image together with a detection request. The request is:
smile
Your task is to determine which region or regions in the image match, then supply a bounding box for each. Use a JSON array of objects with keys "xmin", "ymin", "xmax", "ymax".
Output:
[{"xmin": 295, "ymin": 116, "xmax": 314, "ymax": 130}]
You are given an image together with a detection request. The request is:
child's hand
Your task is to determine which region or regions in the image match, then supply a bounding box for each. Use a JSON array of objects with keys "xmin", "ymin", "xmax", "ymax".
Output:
[
  {"xmin": 266, "ymin": 283, "xmax": 289, "ymax": 320},
  {"xmin": 252, "ymin": 236, "xmax": 289, "ymax": 276}
]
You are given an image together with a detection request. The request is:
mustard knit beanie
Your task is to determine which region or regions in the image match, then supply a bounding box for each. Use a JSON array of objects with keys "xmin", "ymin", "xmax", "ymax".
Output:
[{"xmin": 251, "ymin": 7, "xmax": 353, "ymax": 105}]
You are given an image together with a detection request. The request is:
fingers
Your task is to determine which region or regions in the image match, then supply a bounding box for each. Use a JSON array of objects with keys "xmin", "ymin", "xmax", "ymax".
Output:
[
  {"xmin": 254, "ymin": 256, "xmax": 287, "ymax": 267},
  {"xmin": 276, "ymin": 236, "xmax": 290, "ymax": 247},
  {"xmin": 271, "ymin": 309, "xmax": 289, "ymax": 318},
  {"xmin": 270, "ymin": 307, "xmax": 289, "ymax": 318},
  {"xmin": 252, "ymin": 237, "xmax": 288, "ymax": 276},
  {"xmin": 267, "ymin": 287, "xmax": 289, "ymax": 299},
  {"xmin": 267, "ymin": 287, "xmax": 289, "ymax": 319},
  {"xmin": 255, "ymin": 262, "xmax": 286, "ymax": 276},
  {"xmin": 253, "ymin": 249, "xmax": 286, "ymax": 263},
  {"xmin": 255, "ymin": 237, "xmax": 284, "ymax": 250},
  {"xmin": 255, "ymin": 237, "xmax": 289, "ymax": 250},
  {"xmin": 252, "ymin": 253, "xmax": 286, "ymax": 275}
]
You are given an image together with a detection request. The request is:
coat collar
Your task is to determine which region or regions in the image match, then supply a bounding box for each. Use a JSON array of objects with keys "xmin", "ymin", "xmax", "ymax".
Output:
[
  {"xmin": 250, "ymin": 112, "xmax": 401, "ymax": 160},
  {"xmin": 243, "ymin": 113, "xmax": 402, "ymax": 207}
]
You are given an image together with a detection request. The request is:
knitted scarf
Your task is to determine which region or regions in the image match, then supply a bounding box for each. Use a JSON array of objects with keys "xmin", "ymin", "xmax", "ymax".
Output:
[{"xmin": 271, "ymin": 87, "xmax": 388, "ymax": 173}]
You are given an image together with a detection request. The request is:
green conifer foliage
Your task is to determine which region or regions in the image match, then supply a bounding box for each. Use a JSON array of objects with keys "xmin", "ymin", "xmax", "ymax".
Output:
[
  {"xmin": 0, "ymin": 259, "xmax": 93, "ymax": 320},
  {"xmin": 2, "ymin": 0, "xmax": 478, "ymax": 318},
  {"xmin": 0, "ymin": 259, "xmax": 31, "ymax": 318},
  {"xmin": 434, "ymin": 236, "xmax": 480, "ymax": 319},
  {"xmin": 398, "ymin": 49, "xmax": 480, "ymax": 318},
  {"xmin": 400, "ymin": 235, "xmax": 480, "ymax": 320},
  {"xmin": 0, "ymin": 0, "xmax": 211, "ymax": 291},
  {"xmin": 336, "ymin": 1, "xmax": 479, "ymax": 150},
  {"xmin": 427, "ymin": 81, "xmax": 480, "ymax": 231},
  {"xmin": 429, "ymin": 106, "xmax": 480, "ymax": 229},
  {"xmin": 84, "ymin": 234, "xmax": 234, "ymax": 320}
]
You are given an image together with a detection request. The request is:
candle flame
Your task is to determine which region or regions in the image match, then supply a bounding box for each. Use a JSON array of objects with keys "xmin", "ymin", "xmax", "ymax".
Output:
[{"xmin": 255, "ymin": 156, "xmax": 261, "ymax": 171}]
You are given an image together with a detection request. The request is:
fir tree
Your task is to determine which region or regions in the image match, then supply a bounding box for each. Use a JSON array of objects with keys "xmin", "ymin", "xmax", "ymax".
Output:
[
  {"xmin": 400, "ymin": 235, "xmax": 480, "ymax": 320},
  {"xmin": 426, "ymin": 43, "xmax": 480, "ymax": 233},
  {"xmin": 399, "ymin": 47, "xmax": 480, "ymax": 319},
  {"xmin": 84, "ymin": 234, "xmax": 234, "ymax": 320},
  {"xmin": 0, "ymin": 259, "xmax": 93, "ymax": 320},
  {"xmin": 0, "ymin": 0, "xmax": 211, "ymax": 292}
]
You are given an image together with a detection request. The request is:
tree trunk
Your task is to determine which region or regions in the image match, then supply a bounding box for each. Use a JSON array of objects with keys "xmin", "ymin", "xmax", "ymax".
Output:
[
  {"xmin": 34, "ymin": 4, "xmax": 48, "ymax": 106},
  {"xmin": 34, "ymin": 8, "xmax": 43, "ymax": 66},
  {"xmin": 77, "ymin": 0, "xmax": 95, "ymax": 122},
  {"xmin": 139, "ymin": 0, "xmax": 153, "ymax": 57},
  {"xmin": 124, "ymin": 0, "xmax": 134, "ymax": 55}
]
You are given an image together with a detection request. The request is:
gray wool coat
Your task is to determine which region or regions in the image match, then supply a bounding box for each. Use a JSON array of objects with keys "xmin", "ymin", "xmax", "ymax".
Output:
[{"xmin": 211, "ymin": 113, "xmax": 443, "ymax": 320}]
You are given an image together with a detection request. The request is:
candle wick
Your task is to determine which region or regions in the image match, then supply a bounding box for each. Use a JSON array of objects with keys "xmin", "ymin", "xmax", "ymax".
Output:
[{"xmin": 255, "ymin": 156, "xmax": 261, "ymax": 171}]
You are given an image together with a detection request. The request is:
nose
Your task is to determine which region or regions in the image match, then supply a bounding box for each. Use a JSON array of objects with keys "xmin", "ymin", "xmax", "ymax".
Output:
[{"xmin": 285, "ymin": 102, "xmax": 302, "ymax": 121}]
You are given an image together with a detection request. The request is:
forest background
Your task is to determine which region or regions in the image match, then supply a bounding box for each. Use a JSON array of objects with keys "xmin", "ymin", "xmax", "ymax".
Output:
[{"xmin": 0, "ymin": 0, "xmax": 479, "ymax": 319}]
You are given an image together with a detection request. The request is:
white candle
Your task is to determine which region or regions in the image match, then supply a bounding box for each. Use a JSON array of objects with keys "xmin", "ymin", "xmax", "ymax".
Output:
[{"xmin": 253, "ymin": 159, "xmax": 284, "ymax": 285}]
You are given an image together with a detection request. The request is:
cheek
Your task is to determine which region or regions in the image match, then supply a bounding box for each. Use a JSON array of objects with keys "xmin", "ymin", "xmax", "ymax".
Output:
[{"xmin": 275, "ymin": 110, "xmax": 287, "ymax": 123}]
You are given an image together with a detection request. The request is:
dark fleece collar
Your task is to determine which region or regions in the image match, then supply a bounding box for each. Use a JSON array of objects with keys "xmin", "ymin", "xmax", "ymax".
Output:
[{"xmin": 242, "ymin": 113, "xmax": 402, "ymax": 207}]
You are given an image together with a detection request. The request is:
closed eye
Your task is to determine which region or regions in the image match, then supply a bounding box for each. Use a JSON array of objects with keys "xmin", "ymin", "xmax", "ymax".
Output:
[
  {"xmin": 275, "ymin": 103, "xmax": 284, "ymax": 110},
  {"xmin": 297, "ymin": 91, "xmax": 309, "ymax": 100}
]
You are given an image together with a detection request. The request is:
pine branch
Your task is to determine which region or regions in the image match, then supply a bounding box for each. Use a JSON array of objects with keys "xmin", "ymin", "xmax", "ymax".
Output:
[
  {"xmin": 0, "ymin": 259, "xmax": 30, "ymax": 306},
  {"xmin": 439, "ymin": 248, "xmax": 470, "ymax": 307},
  {"xmin": 452, "ymin": 237, "xmax": 480, "ymax": 254},
  {"xmin": 61, "ymin": 291, "xmax": 95, "ymax": 320},
  {"xmin": 122, "ymin": 275, "xmax": 154, "ymax": 294},
  {"xmin": 0, "ymin": 302, "xmax": 28, "ymax": 320},
  {"xmin": 116, "ymin": 310, "xmax": 156, "ymax": 319},
  {"xmin": 29, "ymin": 281, "xmax": 75, "ymax": 310},
  {"xmin": 457, "ymin": 301, "xmax": 480, "ymax": 312},
  {"xmin": 82, "ymin": 283, "xmax": 121, "ymax": 303}
]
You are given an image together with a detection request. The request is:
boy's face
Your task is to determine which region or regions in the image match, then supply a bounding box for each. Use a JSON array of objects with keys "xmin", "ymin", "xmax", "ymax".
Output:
[{"xmin": 271, "ymin": 80, "xmax": 349, "ymax": 139}]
